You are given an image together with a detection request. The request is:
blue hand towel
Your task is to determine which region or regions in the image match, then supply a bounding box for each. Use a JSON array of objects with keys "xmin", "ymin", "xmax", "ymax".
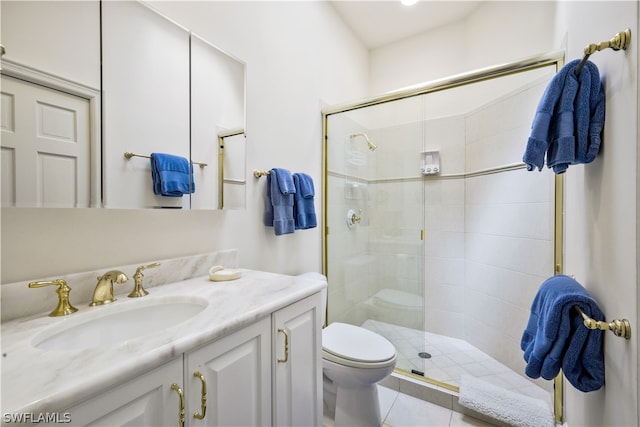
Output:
[
  {"xmin": 523, "ymin": 60, "xmax": 578, "ymax": 172},
  {"xmin": 574, "ymin": 61, "xmax": 605, "ymax": 167},
  {"xmin": 523, "ymin": 59, "xmax": 605, "ymax": 174},
  {"xmin": 265, "ymin": 168, "xmax": 295, "ymax": 235},
  {"xmin": 293, "ymin": 173, "xmax": 317, "ymax": 230},
  {"xmin": 263, "ymin": 173, "xmax": 274, "ymax": 227},
  {"xmin": 545, "ymin": 67, "xmax": 579, "ymax": 173},
  {"xmin": 550, "ymin": 60, "xmax": 605, "ymax": 173},
  {"xmin": 520, "ymin": 275, "xmax": 605, "ymax": 392},
  {"xmin": 150, "ymin": 153, "xmax": 194, "ymax": 197}
]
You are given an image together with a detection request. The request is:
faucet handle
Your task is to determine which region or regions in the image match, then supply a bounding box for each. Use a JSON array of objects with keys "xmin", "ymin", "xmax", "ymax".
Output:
[
  {"xmin": 129, "ymin": 262, "xmax": 160, "ymax": 298},
  {"xmin": 29, "ymin": 279, "xmax": 78, "ymax": 317}
]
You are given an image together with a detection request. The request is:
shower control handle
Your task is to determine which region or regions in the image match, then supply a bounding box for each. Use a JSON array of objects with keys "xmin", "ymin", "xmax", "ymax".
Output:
[{"xmin": 346, "ymin": 209, "xmax": 362, "ymax": 228}]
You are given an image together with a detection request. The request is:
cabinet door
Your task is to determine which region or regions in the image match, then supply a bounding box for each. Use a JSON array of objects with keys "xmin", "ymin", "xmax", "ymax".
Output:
[
  {"xmin": 272, "ymin": 293, "xmax": 323, "ymax": 427},
  {"xmin": 54, "ymin": 357, "xmax": 183, "ymax": 427},
  {"xmin": 185, "ymin": 317, "xmax": 271, "ymax": 426}
]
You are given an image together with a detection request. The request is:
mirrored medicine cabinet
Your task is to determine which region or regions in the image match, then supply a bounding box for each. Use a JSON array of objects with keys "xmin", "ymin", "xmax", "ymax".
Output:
[{"xmin": 0, "ymin": 0, "xmax": 246, "ymax": 210}]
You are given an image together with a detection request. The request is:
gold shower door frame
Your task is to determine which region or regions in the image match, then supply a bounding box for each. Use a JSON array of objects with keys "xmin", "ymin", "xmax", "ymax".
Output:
[{"xmin": 321, "ymin": 50, "xmax": 566, "ymax": 424}]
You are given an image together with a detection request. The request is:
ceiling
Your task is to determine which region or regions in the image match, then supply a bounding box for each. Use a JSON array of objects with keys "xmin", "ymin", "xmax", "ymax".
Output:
[{"xmin": 329, "ymin": 1, "xmax": 482, "ymax": 49}]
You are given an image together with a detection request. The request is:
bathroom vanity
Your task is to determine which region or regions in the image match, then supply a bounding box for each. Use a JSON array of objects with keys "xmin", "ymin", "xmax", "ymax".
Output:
[{"xmin": 1, "ymin": 270, "xmax": 325, "ymax": 426}]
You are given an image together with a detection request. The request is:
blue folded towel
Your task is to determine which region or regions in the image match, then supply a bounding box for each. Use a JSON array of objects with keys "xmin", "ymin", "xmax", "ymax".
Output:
[
  {"xmin": 523, "ymin": 60, "xmax": 576, "ymax": 172},
  {"xmin": 264, "ymin": 168, "xmax": 295, "ymax": 235},
  {"xmin": 150, "ymin": 153, "xmax": 194, "ymax": 197},
  {"xmin": 521, "ymin": 275, "xmax": 605, "ymax": 392},
  {"xmin": 523, "ymin": 59, "xmax": 605, "ymax": 174},
  {"xmin": 293, "ymin": 173, "xmax": 317, "ymax": 230}
]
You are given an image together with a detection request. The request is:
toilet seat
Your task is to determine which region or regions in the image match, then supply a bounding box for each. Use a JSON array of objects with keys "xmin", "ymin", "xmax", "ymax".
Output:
[{"xmin": 323, "ymin": 322, "xmax": 396, "ymax": 369}]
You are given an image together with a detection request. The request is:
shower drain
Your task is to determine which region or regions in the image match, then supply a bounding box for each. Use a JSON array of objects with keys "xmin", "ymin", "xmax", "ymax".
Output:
[{"xmin": 418, "ymin": 351, "xmax": 432, "ymax": 359}]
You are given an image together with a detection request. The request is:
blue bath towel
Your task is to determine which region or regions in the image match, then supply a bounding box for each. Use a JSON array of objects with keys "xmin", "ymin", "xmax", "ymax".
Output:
[
  {"xmin": 521, "ymin": 275, "xmax": 605, "ymax": 392},
  {"xmin": 293, "ymin": 173, "xmax": 317, "ymax": 230},
  {"xmin": 523, "ymin": 59, "xmax": 605, "ymax": 174},
  {"xmin": 264, "ymin": 168, "xmax": 296, "ymax": 235},
  {"xmin": 150, "ymin": 153, "xmax": 194, "ymax": 197}
]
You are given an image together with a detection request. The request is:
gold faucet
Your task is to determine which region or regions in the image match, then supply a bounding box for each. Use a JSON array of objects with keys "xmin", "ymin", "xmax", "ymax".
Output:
[
  {"xmin": 90, "ymin": 270, "xmax": 129, "ymax": 306},
  {"xmin": 28, "ymin": 279, "xmax": 78, "ymax": 317},
  {"xmin": 128, "ymin": 262, "xmax": 160, "ymax": 298}
]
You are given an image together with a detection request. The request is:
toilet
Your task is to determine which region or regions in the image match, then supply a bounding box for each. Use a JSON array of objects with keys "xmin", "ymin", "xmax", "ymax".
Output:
[{"xmin": 298, "ymin": 273, "xmax": 397, "ymax": 427}]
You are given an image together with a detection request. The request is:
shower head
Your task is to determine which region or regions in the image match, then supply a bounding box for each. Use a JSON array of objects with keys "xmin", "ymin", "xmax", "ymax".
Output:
[{"xmin": 350, "ymin": 132, "xmax": 377, "ymax": 151}]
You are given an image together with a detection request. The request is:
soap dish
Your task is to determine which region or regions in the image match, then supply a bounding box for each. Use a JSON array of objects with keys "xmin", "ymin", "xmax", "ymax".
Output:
[{"xmin": 209, "ymin": 266, "xmax": 242, "ymax": 282}]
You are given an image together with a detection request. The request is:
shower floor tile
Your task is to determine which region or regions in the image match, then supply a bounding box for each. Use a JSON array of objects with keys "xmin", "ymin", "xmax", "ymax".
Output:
[{"xmin": 361, "ymin": 319, "xmax": 550, "ymax": 403}]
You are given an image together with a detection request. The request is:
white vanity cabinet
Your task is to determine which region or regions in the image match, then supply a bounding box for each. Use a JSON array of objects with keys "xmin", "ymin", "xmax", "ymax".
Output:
[
  {"xmin": 272, "ymin": 293, "xmax": 323, "ymax": 427},
  {"xmin": 53, "ymin": 357, "xmax": 183, "ymax": 426},
  {"xmin": 52, "ymin": 319, "xmax": 272, "ymax": 427},
  {"xmin": 45, "ymin": 292, "xmax": 322, "ymax": 427},
  {"xmin": 183, "ymin": 292, "xmax": 323, "ymax": 427},
  {"xmin": 184, "ymin": 317, "xmax": 272, "ymax": 426}
]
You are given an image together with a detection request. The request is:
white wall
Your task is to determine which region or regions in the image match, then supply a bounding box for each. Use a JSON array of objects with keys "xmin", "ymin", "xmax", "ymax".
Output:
[
  {"xmin": 1, "ymin": 1, "xmax": 369, "ymax": 284},
  {"xmin": 0, "ymin": 1, "xmax": 101, "ymax": 90},
  {"xmin": 369, "ymin": 1, "xmax": 557, "ymax": 94},
  {"xmin": 554, "ymin": 2, "xmax": 638, "ymax": 426},
  {"xmin": 457, "ymin": 78, "xmax": 555, "ymax": 377}
]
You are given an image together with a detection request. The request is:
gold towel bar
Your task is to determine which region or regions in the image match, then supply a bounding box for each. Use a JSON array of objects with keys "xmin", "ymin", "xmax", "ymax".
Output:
[
  {"xmin": 575, "ymin": 28, "xmax": 631, "ymax": 75},
  {"xmin": 574, "ymin": 306, "xmax": 631, "ymax": 340},
  {"xmin": 253, "ymin": 170, "xmax": 270, "ymax": 178},
  {"xmin": 124, "ymin": 152, "xmax": 207, "ymax": 167}
]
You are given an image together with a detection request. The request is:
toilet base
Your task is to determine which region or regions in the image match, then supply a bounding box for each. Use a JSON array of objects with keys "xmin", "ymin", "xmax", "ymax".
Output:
[{"xmin": 333, "ymin": 384, "xmax": 382, "ymax": 427}]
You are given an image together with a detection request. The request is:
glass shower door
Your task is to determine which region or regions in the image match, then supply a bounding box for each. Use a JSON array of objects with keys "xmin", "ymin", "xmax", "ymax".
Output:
[
  {"xmin": 323, "ymin": 54, "xmax": 562, "ymax": 408},
  {"xmin": 324, "ymin": 96, "xmax": 425, "ymax": 374}
]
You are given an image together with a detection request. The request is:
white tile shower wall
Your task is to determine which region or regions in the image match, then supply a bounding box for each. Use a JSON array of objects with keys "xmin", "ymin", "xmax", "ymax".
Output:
[
  {"xmin": 422, "ymin": 115, "xmax": 466, "ymax": 175},
  {"xmin": 371, "ymin": 123, "xmax": 422, "ymax": 179},
  {"xmin": 423, "ymin": 114, "xmax": 466, "ymax": 339},
  {"xmin": 326, "ymin": 168, "xmax": 371, "ymax": 325},
  {"xmin": 465, "ymin": 77, "xmax": 550, "ymax": 171},
  {"xmin": 327, "ymin": 112, "xmax": 376, "ymax": 324},
  {"xmin": 462, "ymin": 78, "xmax": 554, "ymax": 390}
]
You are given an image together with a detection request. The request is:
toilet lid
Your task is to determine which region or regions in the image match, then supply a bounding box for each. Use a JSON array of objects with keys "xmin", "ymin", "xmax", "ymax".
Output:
[{"xmin": 322, "ymin": 322, "xmax": 396, "ymax": 363}]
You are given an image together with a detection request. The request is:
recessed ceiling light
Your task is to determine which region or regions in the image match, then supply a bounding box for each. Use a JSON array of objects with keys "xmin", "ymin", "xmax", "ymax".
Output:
[{"xmin": 401, "ymin": 0, "xmax": 419, "ymax": 6}]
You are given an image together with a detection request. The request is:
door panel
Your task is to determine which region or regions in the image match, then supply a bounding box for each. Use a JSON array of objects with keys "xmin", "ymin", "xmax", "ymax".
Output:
[{"xmin": 1, "ymin": 75, "xmax": 91, "ymax": 207}]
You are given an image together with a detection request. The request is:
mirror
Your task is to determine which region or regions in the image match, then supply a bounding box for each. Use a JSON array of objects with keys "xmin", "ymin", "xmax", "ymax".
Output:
[{"xmin": 0, "ymin": 0, "xmax": 246, "ymax": 210}]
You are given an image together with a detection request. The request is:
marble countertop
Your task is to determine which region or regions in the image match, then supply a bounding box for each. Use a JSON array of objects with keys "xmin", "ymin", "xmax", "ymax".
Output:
[{"xmin": 1, "ymin": 269, "xmax": 326, "ymax": 418}]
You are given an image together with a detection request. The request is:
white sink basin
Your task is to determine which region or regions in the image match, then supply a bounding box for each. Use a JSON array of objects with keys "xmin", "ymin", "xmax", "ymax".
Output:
[{"xmin": 33, "ymin": 296, "xmax": 208, "ymax": 351}]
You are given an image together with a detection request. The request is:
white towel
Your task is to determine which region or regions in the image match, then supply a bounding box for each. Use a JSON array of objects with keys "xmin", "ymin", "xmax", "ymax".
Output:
[{"xmin": 458, "ymin": 375, "xmax": 555, "ymax": 427}]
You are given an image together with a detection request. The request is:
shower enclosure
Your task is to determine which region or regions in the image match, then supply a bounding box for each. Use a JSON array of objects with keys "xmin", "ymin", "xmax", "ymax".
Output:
[{"xmin": 322, "ymin": 52, "xmax": 565, "ymax": 408}]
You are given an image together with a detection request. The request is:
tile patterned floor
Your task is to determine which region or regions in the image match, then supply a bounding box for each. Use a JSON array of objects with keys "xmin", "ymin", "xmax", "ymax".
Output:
[
  {"xmin": 361, "ymin": 319, "xmax": 551, "ymax": 402},
  {"xmin": 323, "ymin": 384, "xmax": 497, "ymax": 427}
]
